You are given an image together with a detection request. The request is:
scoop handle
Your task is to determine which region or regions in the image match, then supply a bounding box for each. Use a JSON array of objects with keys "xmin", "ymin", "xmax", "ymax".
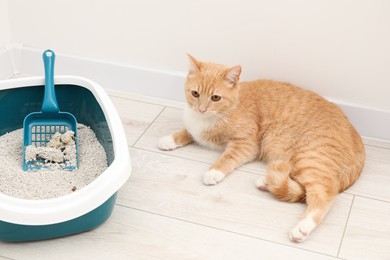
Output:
[{"xmin": 42, "ymin": 50, "xmax": 59, "ymax": 113}]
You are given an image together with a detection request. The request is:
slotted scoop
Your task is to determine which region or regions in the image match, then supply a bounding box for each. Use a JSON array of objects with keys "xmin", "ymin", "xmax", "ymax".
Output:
[{"xmin": 22, "ymin": 50, "xmax": 78, "ymax": 171}]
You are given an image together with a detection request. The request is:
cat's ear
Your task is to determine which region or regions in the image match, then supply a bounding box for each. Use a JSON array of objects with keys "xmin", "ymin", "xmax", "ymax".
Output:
[
  {"xmin": 225, "ymin": 65, "xmax": 241, "ymax": 85},
  {"xmin": 187, "ymin": 54, "xmax": 201, "ymax": 75}
]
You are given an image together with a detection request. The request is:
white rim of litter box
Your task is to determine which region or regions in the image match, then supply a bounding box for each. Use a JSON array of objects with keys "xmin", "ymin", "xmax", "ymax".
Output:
[{"xmin": 0, "ymin": 76, "xmax": 131, "ymax": 225}]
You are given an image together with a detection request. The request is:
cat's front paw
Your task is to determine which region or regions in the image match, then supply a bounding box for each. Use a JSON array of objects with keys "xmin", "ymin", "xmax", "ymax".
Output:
[
  {"xmin": 158, "ymin": 135, "xmax": 179, "ymax": 151},
  {"xmin": 289, "ymin": 216, "xmax": 317, "ymax": 243},
  {"xmin": 203, "ymin": 169, "xmax": 226, "ymax": 185}
]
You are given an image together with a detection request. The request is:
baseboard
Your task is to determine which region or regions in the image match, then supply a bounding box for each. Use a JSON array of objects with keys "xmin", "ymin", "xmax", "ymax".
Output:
[
  {"xmin": 1, "ymin": 45, "xmax": 389, "ymax": 141},
  {"xmin": 17, "ymin": 46, "xmax": 188, "ymax": 102},
  {"xmin": 106, "ymin": 88, "xmax": 186, "ymax": 109},
  {"xmin": 334, "ymin": 101, "xmax": 390, "ymax": 141}
]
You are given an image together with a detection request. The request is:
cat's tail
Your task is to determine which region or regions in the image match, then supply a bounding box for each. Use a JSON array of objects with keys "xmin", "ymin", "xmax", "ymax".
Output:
[{"xmin": 260, "ymin": 160, "xmax": 306, "ymax": 203}]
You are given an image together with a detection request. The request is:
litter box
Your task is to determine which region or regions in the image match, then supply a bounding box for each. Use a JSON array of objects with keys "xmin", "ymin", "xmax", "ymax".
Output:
[{"xmin": 0, "ymin": 76, "xmax": 131, "ymax": 241}]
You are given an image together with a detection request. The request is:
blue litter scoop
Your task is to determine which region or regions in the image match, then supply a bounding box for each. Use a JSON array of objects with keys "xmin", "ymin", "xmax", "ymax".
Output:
[{"xmin": 22, "ymin": 50, "xmax": 78, "ymax": 171}]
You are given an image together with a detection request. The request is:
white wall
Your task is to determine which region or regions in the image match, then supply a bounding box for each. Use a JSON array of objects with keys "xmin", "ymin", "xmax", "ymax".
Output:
[
  {"xmin": 6, "ymin": 0, "xmax": 390, "ymax": 111},
  {"xmin": 0, "ymin": 0, "xmax": 11, "ymax": 47}
]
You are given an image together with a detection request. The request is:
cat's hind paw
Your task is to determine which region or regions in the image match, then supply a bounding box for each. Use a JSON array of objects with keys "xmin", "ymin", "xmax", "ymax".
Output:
[
  {"xmin": 158, "ymin": 135, "xmax": 179, "ymax": 151},
  {"xmin": 289, "ymin": 216, "xmax": 316, "ymax": 243},
  {"xmin": 255, "ymin": 177, "xmax": 268, "ymax": 191},
  {"xmin": 203, "ymin": 169, "xmax": 226, "ymax": 185}
]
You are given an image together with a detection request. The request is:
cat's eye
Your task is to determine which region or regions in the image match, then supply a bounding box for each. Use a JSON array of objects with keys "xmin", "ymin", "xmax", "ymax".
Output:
[
  {"xmin": 211, "ymin": 95, "xmax": 221, "ymax": 102},
  {"xmin": 191, "ymin": 90, "xmax": 200, "ymax": 98}
]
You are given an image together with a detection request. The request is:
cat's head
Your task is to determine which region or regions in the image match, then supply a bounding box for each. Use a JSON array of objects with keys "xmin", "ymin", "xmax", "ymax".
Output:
[{"xmin": 185, "ymin": 54, "xmax": 241, "ymax": 116}]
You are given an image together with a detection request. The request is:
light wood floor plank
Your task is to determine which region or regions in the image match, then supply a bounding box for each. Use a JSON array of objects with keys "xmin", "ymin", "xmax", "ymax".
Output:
[
  {"xmin": 118, "ymin": 148, "xmax": 353, "ymax": 256},
  {"xmin": 338, "ymin": 197, "xmax": 390, "ymax": 259},
  {"xmin": 109, "ymin": 96, "xmax": 165, "ymax": 146},
  {"xmin": 0, "ymin": 206, "xmax": 338, "ymax": 260}
]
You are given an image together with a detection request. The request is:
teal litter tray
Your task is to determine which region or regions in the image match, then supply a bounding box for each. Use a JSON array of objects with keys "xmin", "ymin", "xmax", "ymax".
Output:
[{"xmin": 0, "ymin": 76, "xmax": 131, "ymax": 242}]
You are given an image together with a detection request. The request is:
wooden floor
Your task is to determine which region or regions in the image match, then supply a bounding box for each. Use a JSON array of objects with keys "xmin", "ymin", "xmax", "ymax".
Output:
[{"xmin": 1, "ymin": 91, "xmax": 390, "ymax": 260}]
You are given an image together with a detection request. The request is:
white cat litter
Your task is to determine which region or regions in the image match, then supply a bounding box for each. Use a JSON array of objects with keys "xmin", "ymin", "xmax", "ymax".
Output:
[{"xmin": 0, "ymin": 124, "xmax": 108, "ymax": 200}]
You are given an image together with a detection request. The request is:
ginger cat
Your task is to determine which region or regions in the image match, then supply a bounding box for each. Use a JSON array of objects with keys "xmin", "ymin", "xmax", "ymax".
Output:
[{"xmin": 158, "ymin": 55, "xmax": 365, "ymax": 243}]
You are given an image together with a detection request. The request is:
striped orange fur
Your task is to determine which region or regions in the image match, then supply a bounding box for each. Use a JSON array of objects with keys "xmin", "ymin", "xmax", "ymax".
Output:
[{"xmin": 158, "ymin": 55, "xmax": 365, "ymax": 242}]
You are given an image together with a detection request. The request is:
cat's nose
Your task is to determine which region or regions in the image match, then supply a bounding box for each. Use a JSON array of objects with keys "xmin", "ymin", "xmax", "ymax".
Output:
[{"xmin": 198, "ymin": 107, "xmax": 207, "ymax": 113}]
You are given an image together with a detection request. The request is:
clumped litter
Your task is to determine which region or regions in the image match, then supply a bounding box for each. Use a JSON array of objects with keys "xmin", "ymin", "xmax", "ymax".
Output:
[
  {"xmin": 0, "ymin": 124, "xmax": 108, "ymax": 200},
  {"xmin": 25, "ymin": 130, "xmax": 77, "ymax": 169}
]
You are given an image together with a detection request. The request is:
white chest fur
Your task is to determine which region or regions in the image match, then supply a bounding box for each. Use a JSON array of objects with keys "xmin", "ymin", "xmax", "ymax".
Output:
[{"xmin": 183, "ymin": 107, "xmax": 223, "ymax": 150}]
